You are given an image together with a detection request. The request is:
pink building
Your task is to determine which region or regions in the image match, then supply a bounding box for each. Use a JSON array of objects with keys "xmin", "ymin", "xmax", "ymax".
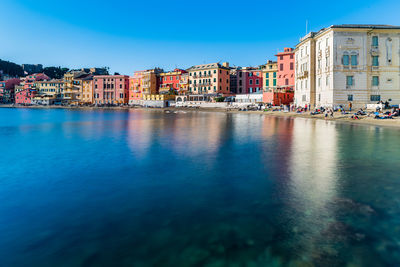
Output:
[
  {"xmin": 0, "ymin": 78, "xmax": 21, "ymax": 103},
  {"xmin": 239, "ymin": 68, "xmax": 263, "ymax": 94},
  {"xmin": 93, "ymin": 75, "xmax": 130, "ymax": 105},
  {"xmin": 276, "ymin": 48, "xmax": 295, "ymax": 90},
  {"xmin": 23, "ymin": 73, "xmax": 49, "ymax": 90},
  {"xmin": 15, "ymin": 88, "xmax": 36, "ymax": 105}
]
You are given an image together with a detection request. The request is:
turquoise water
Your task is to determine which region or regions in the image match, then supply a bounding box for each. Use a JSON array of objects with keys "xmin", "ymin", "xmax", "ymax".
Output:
[{"xmin": 1, "ymin": 108, "xmax": 400, "ymax": 266}]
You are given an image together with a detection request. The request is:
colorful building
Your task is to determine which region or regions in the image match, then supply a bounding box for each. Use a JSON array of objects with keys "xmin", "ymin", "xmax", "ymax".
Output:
[
  {"xmin": 32, "ymin": 80, "xmax": 64, "ymax": 105},
  {"xmin": 93, "ymin": 75, "xmax": 130, "ymax": 105},
  {"xmin": 238, "ymin": 67, "xmax": 263, "ymax": 94},
  {"xmin": 158, "ymin": 69, "xmax": 187, "ymax": 95},
  {"xmin": 63, "ymin": 71, "xmax": 91, "ymax": 105},
  {"xmin": 178, "ymin": 72, "xmax": 189, "ymax": 95},
  {"xmin": 129, "ymin": 71, "xmax": 144, "ymax": 105},
  {"xmin": 261, "ymin": 60, "xmax": 291, "ymax": 106},
  {"xmin": 15, "ymin": 88, "xmax": 36, "ymax": 105},
  {"xmin": 276, "ymin": 48, "xmax": 295, "ymax": 90},
  {"xmin": 261, "ymin": 60, "xmax": 278, "ymax": 92},
  {"xmin": 187, "ymin": 62, "xmax": 230, "ymax": 96},
  {"xmin": 0, "ymin": 78, "xmax": 21, "ymax": 103},
  {"xmin": 142, "ymin": 68, "xmax": 163, "ymax": 96},
  {"xmin": 80, "ymin": 75, "xmax": 94, "ymax": 104},
  {"xmin": 23, "ymin": 73, "xmax": 49, "ymax": 90}
]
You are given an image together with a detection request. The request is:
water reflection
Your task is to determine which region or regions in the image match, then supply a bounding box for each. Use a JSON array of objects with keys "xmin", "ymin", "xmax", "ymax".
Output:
[
  {"xmin": 1, "ymin": 109, "xmax": 400, "ymax": 266},
  {"xmin": 285, "ymin": 119, "xmax": 339, "ymax": 262}
]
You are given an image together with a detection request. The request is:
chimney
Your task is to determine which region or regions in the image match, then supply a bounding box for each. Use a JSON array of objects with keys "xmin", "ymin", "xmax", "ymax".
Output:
[{"xmin": 222, "ymin": 62, "xmax": 229, "ymax": 68}]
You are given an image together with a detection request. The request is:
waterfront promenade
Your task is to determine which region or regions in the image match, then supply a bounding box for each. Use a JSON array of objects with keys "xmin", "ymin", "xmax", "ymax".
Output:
[{"xmin": 2, "ymin": 104, "xmax": 400, "ymax": 129}]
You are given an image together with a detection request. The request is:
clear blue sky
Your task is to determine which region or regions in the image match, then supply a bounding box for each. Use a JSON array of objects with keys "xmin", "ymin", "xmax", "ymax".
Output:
[{"xmin": 1, "ymin": 0, "xmax": 400, "ymax": 74}]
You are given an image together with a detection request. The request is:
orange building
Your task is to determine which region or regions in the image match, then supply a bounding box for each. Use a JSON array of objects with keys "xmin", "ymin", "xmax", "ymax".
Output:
[
  {"xmin": 129, "ymin": 71, "xmax": 144, "ymax": 105},
  {"xmin": 187, "ymin": 62, "xmax": 230, "ymax": 96}
]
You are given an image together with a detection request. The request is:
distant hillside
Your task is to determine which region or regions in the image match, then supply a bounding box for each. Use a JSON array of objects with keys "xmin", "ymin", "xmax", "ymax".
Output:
[
  {"xmin": 0, "ymin": 59, "xmax": 24, "ymax": 77},
  {"xmin": 43, "ymin": 66, "xmax": 70, "ymax": 79}
]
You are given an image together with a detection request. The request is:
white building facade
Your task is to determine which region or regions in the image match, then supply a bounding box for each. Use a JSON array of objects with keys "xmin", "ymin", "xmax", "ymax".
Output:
[{"xmin": 295, "ymin": 25, "xmax": 400, "ymax": 109}]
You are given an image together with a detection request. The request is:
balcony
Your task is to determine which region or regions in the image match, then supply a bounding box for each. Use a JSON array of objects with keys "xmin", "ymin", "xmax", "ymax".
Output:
[
  {"xmin": 192, "ymin": 73, "xmax": 213, "ymax": 79},
  {"xmin": 370, "ymin": 46, "xmax": 379, "ymax": 54},
  {"xmin": 193, "ymin": 82, "xmax": 212, "ymax": 87},
  {"xmin": 297, "ymin": 71, "xmax": 309, "ymax": 79}
]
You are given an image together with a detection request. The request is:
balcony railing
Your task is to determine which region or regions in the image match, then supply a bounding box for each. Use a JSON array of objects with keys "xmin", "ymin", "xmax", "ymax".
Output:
[
  {"xmin": 192, "ymin": 73, "xmax": 213, "ymax": 78},
  {"xmin": 192, "ymin": 82, "xmax": 212, "ymax": 87}
]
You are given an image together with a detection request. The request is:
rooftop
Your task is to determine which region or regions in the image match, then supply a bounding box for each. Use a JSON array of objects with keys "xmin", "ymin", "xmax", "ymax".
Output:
[
  {"xmin": 331, "ymin": 24, "xmax": 400, "ymax": 29},
  {"xmin": 187, "ymin": 62, "xmax": 229, "ymax": 71}
]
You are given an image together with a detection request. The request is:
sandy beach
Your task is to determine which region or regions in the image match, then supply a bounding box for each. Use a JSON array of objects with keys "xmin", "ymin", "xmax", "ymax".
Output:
[{"xmin": 2, "ymin": 104, "xmax": 400, "ymax": 129}]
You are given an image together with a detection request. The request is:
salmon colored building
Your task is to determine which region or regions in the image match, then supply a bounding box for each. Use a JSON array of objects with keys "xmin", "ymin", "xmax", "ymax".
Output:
[
  {"xmin": 263, "ymin": 48, "xmax": 295, "ymax": 106},
  {"xmin": 129, "ymin": 71, "xmax": 144, "ymax": 105},
  {"xmin": 276, "ymin": 48, "xmax": 295, "ymax": 90},
  {"xmin": 93, "ymin": 75, "xmax": 129, "ymax": 105}
]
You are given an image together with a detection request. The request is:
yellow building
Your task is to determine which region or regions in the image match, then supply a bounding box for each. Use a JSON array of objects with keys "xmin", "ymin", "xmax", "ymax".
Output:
[
  {"xmin": 63, "ymin": 71, "xmax": 92, "ymax": 104},
  {"xmin": 35, "ymin": 80, "xmax": 64, "ymax": 98},
  {"xmin": 80, "ymin": 76, "xmax": 94, "ymax": 104},
  {"xmin": 142, "ymin": 68, "xmax": 163, "ymax": 95},
  {"xmin": 261, "ymin": 60, "xmax": 278, "ymax": 92}
]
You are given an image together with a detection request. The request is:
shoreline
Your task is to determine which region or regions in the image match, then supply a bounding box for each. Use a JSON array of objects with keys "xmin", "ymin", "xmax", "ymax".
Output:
[{"xmin": 1, "ymin": 104, "xmax": 400, "ymax": 129}]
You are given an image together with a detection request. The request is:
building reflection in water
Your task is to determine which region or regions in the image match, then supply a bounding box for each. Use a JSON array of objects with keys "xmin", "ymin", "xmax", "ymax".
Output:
[{"xmin": 285, "ymin": 118, "xmax": 339, "ymax": 258}]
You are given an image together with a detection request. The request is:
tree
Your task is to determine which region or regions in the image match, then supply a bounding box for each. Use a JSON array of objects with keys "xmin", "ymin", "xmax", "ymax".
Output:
[
  {"xmin": 0, "ymin": 59, "xmax": 24, "ymax": 77},
  {"xmin": 43, "ymin": 67, "xmax": 70, "ymax": 79}
]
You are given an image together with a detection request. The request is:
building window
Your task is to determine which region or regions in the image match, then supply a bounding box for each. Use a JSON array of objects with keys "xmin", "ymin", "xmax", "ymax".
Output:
[
  {"xmin": 273, "ymin": 79, "xmax": 276, "ymax": 86},
  {"xmin": 290, "ymin": 62, "xmax": 294, "ymax": 70},
  {"xmin": 255, "ymin": 79, "xmax": 259, "ymax": 85},
  {"xmin": 280, "ymin": 64, "xmax": 283, "ymax": 71},
  {"xmin": 348, "ymin": 94, "xmax": 353, "ymax": 101},
  {"xmin": 351, "ymin": 55, "xmax": 358, "ymax": 66},
  {"xmin": 249, "ymin": 80, "xmax": 253, "ymax": 85},
  {"xmin": 370, "ymin": 95, "xmax": 380, "ymax": 102},
  {"xmin": 372, "ymin": 56, "xmax": 379, "ymax": 66},
  {"xmin": 266, "ymin": 73, "xmax": 269, "ymax": 78},
  {"xmin": 343, "ymin": 54, "xmax": 349, "ymax": 66},
  {"xmin": 346, "ymin": 76, "xmax": 354, "ymax": 86},
  {"xmin": 273, "ymin": 72, "xmax": 276, "ymax": 78},
  {"xmin": 285, "ymin": 79, "xmax": 289, "ymax": 85},
  {"xmin": 266, "ymin": 80, "xmax": 269, "ymax": 86},
  {"xmin": 372, "ymin": 76, "xmax": 379, "ymax": 86},
  {"xmin": 372, "ymin": 36, "xmax": 379, "ymax": 47}
]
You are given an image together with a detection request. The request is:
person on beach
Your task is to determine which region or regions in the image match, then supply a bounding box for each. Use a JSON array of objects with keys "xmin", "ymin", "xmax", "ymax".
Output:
[{"xmin": 349, "ymin": 102, "xmax": 352, "ymax": 112}]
